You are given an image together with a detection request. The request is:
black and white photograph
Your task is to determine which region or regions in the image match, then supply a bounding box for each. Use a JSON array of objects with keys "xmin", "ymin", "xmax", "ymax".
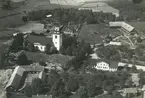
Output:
[{"xmin": 0, "ymin": 0, "xmax": 145, "ymax": 98}]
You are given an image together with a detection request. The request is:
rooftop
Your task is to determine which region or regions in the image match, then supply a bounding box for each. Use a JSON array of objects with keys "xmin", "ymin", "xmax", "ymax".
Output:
[
  {"xmin": 109, "ymin": 21, "xmax": 134, "ymax": 32},
  {"xmin": 5, "ymin": 66, "xmax": 25, "ymax": 89},
  {"xmin": 123, "ymin": 88, "xmax": 138, "ymax": 93},
  {"xmin": 26, "ymin": 35, "xmax": 52, "ymax": 46},
  {"xmin": 25, "ymin": 73, "xmax": 39, "ymax": 84}
]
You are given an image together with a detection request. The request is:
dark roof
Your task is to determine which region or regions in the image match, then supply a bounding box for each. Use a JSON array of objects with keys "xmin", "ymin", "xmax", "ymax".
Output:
[
  {"xmin": 32, "ymin": 95, "xmax": 53, "ymax": 98},
  {"xmin": 79, "ymin": 24, "xmax": 122, "ymax": 44},
  {"xmin": 109, "ymin": 61, "xmax": 118, "ymax": 69},
  {"xmin": 26, "ymin": 35, "xmax": 52, "ymax": 45},
  {"xmin": 89, "ymin": 59, "xmax": 118, "ymax": 69}
]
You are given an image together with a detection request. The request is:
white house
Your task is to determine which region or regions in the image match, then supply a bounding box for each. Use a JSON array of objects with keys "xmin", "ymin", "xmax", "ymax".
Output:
[
  {"xmin": 109, "ymin": 41, "xmax": 122, "ymax": 46},
  {"xmin": 52, "ymin": 27, "xmax": 62, "ymax": 51},
  {"xmin": 34, "ymin": 43, "xmax": 46, "ymax": 52},
  {"xmin": 91, "ymin": 59, "xmax": 118, "ymax": 72},
  {"xmin": 95, "ymin": 61, "xmax": 110, "ymax": 71},
  {"xmin": 26, "ymin": 35, "xmax": 52, "ymax": 52}
]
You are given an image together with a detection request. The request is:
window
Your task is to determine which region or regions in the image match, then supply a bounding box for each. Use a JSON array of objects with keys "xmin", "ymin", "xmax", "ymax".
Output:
[
  {"xmin": 55, "ymin": 35, "xmax": 57, "ymax": 39},
  {"xmin": 55, "ymin": 42, "xmax": 57, "ymax": 44}
]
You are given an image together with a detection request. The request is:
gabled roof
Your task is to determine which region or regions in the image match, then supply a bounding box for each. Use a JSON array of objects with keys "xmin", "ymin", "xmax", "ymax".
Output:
[
  {"xmin": 5, "ymin": 66, "xmax": 25, "ymax": 89},
  {"xmin": 109, "ymin": 22, "xmax": 134, "ymax": 32},
  {"xmin": 26, "ymin": 35, "xmax": 52, "ymax": 46}
]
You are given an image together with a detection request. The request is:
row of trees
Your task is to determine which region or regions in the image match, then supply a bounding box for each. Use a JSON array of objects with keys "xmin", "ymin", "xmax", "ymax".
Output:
[
  {"xmin": 58, "ymin": 34, "xmax": 92, "ymax": 70},
  {"xmin": 27, "ymin": 8, "xmax": 116, "ymax": 25},
  {"xmin": 24, "ymin": 69, "xmax": 134, "ymax": 98},
  {"xmin": 96, "ymin": 44, "xmax": 145, "ymax": 62}
]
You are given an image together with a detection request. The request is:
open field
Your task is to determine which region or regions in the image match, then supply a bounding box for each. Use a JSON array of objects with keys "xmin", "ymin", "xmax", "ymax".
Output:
[
  {"xmin": 0, "ymin": 0, "xmax": 76, "ymax": 29},
  {"xmin": 128, "ymin": 21, "xmax": 145, "ymax": 33},
  {"xmin": 79, "ymin": 24, "xmax": 122, "ymax": 44}
]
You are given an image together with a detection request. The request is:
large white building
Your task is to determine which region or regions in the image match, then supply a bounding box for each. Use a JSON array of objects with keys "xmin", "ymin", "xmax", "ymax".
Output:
[
  {"xmin": 109, "ymin": 21, "xmax": 135, "ymax": 32},
  {"xmin": 90, "ymin": 59, "xmax": 118, "ymax": 72},
  {"xmin": 52, "ymin": 27, "xmax": 62, "ymax": 51}
]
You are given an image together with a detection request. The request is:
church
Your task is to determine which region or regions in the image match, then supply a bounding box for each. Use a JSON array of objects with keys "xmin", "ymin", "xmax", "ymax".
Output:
[{"xmin": 26, "ymin": 26, "xmax": 63, "ymax": 52}]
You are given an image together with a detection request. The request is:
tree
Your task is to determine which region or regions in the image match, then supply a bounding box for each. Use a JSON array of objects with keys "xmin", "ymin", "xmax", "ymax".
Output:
[
  {"xmin": 39, "ymin": 61, "xmax": 47, "ymax": 66},
  {"xmin": 77, "ymin": 86, "xmax": 88, "ymax": 98},
  {"xmin": 65, "ymin": 77, "xmax": 79, "ymax": 92},
  {"xmin": 59, "ymin": 46, "xmax": 66, "ymax": 54},
  {"xmin": 16, "ymin": 53, "xmax": 28, "ymax": 65},
  {"xmin": 24, "ymin": 84, "xmax": 32, "ymax": 97},
  {"xmin": 45, "ymin": 43, "xmax": 51, "ymax": 54},
  {"xmin": 22, "ymin": 16, "xmax": 28, "ymax": 23},
  {"xmin": 51, "ymin": 46, "xmax": 58, "ymax": 54},
  {"xmin": 132, "ymin": 0, "xmax": 142, "ymax": 3},
  {"xmin": 2, "ymin": 0, "xmax": 11, "ymax": 9},
  {"xmin": 60, "ymin": 72, "xmax": 69, "ymax": 84},
  {"xmin": 65, "ymin": 46, "xmax": 73, "ymax": 56},
  {"xmin": 9, "ymin": 33, "xmax": 24, "ymax": 52},
  {"xmin": 82, "ymin": 43, "xmax": 92, "ymax": 55},
  {"xmin": 139, "ymin": 71, "xmax": 145, "ymax": 86},
  {"xmin": 131, "ymin": 65, "xmax": 137, "ymax": 72},
  {"xmin": 24, "ymin": 41, "xmax": 36, "ymax": 52},
  {"xmin": 0, "ymin": 52, "xmax": 5, "ymax": 69},
  {"xmin": 47, "ymin": 70, "xmax": 60, "ymax": 86},
  {"xmin": 86, "ymin": 80, "xmax": 97, "ymax": 97},
  {"xmin": 50, "ymin": 79, "xmax": 65, "ymax": 97},
  {"xmin": 32, "ymin": 78, "xmax": 44, "ymax": 95}
]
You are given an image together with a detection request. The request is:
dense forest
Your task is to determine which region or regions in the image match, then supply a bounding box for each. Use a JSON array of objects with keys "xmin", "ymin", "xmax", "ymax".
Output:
[{"xmin": 27, "ymin": 8, "xmax": 116, "ymax": 25}]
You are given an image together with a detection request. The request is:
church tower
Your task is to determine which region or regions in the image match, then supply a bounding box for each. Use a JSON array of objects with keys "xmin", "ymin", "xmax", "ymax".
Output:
[{"xmin": 52, "ymin": 27, "xmax": 62, "ymax": 51}]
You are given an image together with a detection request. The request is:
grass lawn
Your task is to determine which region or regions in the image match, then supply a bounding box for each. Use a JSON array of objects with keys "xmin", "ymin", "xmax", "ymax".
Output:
[
  {"xmin": 79, "ymin": 24, "xmax": 122, "ymax": 44},
  {"xmin": 0, "ymin": 0, "xmax": 77, "ymax": 29},
  {"xmin": 128, "ymin": 21, "xmax": 145, "ymax": 33}
]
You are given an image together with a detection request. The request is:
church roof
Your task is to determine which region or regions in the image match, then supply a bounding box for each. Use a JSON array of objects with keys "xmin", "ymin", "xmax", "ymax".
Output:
[{"xmin": 26, "ymin": 35, "xmax": 52, "ymax": 46}]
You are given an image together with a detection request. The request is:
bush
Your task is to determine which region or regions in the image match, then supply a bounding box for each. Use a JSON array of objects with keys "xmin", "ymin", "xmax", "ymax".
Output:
[
  {"xmin": 39, "ymin": 61, "xmax": 47, "ymax": 66},
  {"xmin": 16, "ymin": 53, "xmax": 28, "ymax": 65}
]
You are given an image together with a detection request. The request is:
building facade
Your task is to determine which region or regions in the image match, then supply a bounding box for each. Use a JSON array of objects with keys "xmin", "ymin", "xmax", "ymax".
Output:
[
  {"xmin": 93, "ymin": 60, "xmax": 118, "ymax": 72},
  {"xmin": 52, "ymin": 27, "xmax": 62, "ymax": 51},
  {"xmin": 34, "ymin": 42, "xmax": 46, "ymax": 52}
]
